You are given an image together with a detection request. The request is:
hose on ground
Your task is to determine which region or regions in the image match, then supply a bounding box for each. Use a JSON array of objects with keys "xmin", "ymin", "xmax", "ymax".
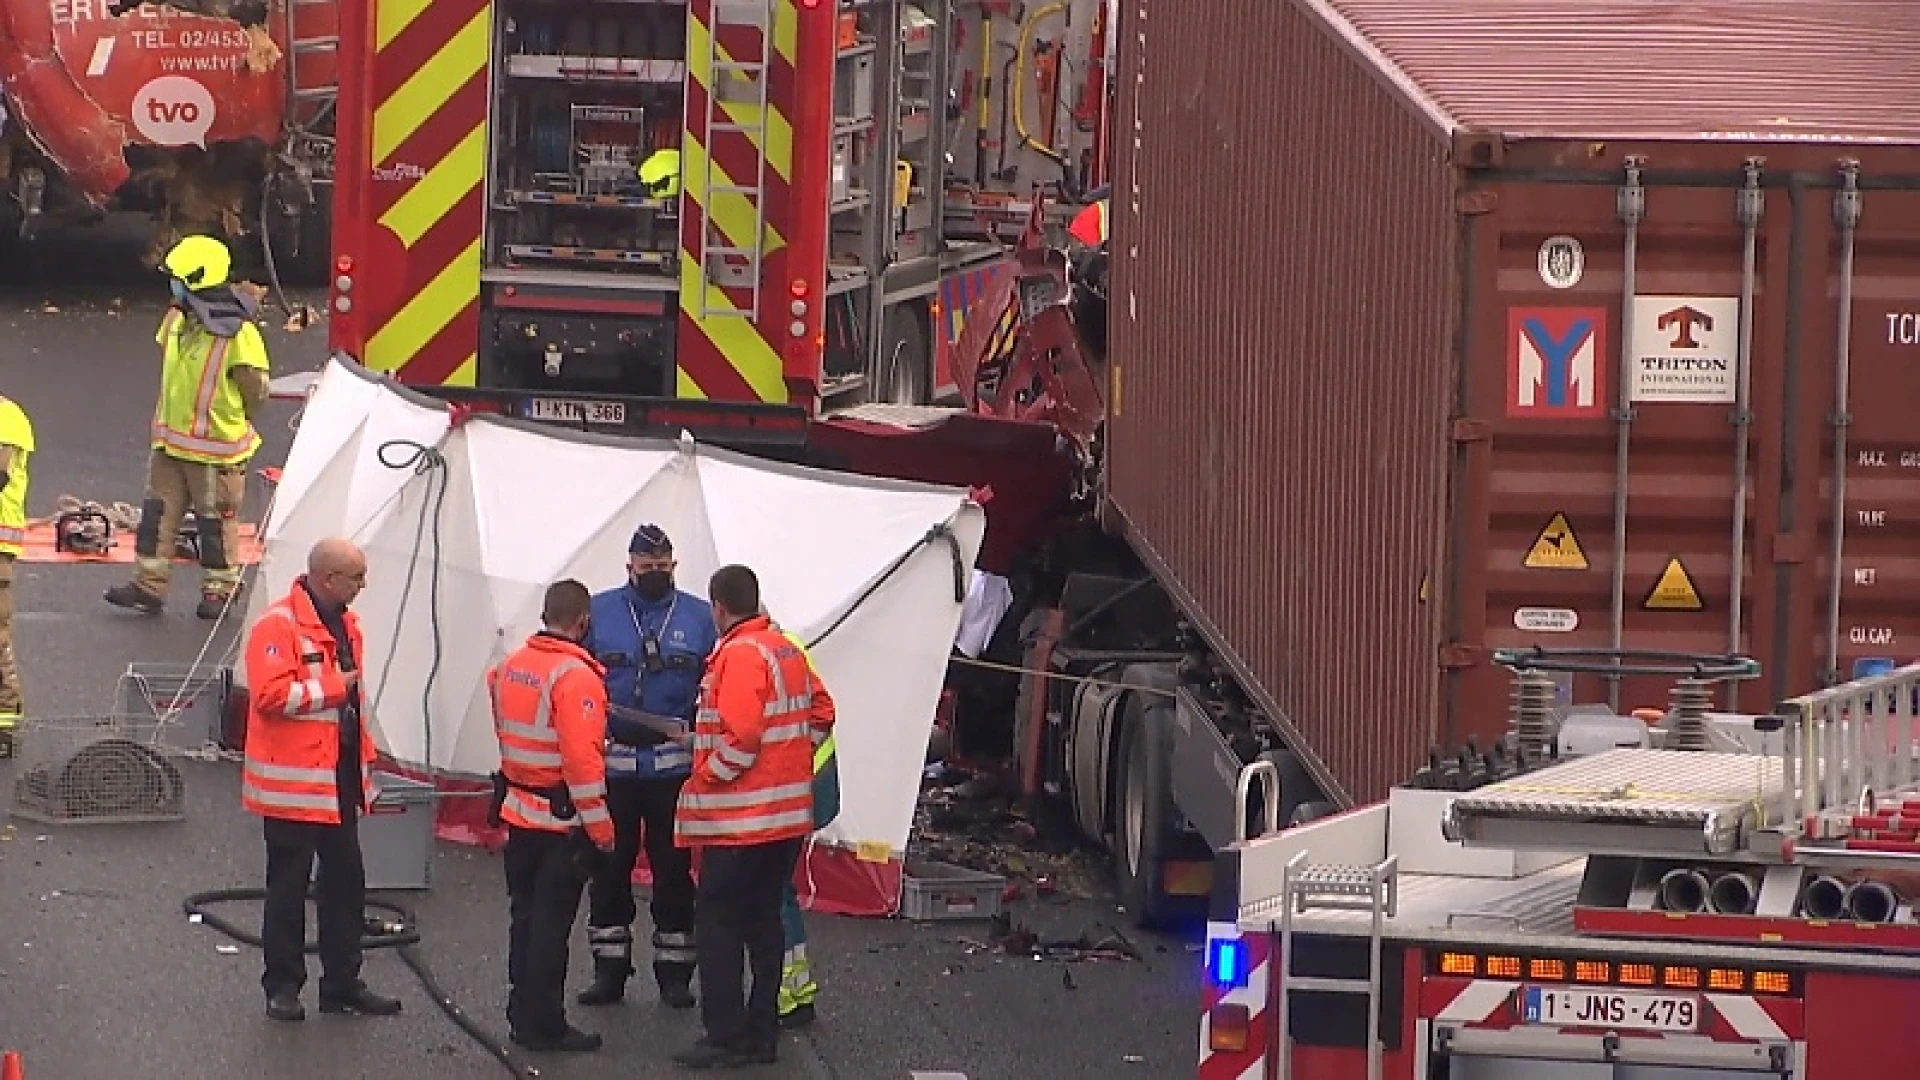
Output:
[{"xmin": 183, "ymin": 888, "xmax": 537, "ymax": 1078}]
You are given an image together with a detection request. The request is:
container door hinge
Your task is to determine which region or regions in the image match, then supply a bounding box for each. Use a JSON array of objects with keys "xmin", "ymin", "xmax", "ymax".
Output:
[
  {"xmin": 1455, "ymin": 189, "xmax": 1498, "ymax": 216},
  {"xmin": 1439, "ymin": 644, "xmax": 1484, "ymax": 670},
  {"xmin": 1450, "ymin": 418, "xmax": 1490, "ymax": 444}
]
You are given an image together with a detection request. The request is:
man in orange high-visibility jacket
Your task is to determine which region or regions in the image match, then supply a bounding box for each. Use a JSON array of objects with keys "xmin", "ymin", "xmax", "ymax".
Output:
[
  {"xmin": 490, "ymin": 579, "xmax": 619, "ymax": 1054},
  {"xmin": 242, "ymin": 536, "xmax": 402, "ymax": 1025},
  {"xmin": 673, "ymin": 565, "xmax": 836, "ymax": 1069}
]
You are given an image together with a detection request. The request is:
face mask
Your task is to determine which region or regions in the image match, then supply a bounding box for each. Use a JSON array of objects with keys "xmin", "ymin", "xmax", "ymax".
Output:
[{"xmin": 631, "ymin": 570, "xmax": 673, "ymax": 602}]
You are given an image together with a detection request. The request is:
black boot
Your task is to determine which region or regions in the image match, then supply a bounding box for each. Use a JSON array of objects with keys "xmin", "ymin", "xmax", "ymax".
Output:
[
  {"xmin": 103, "ymin": 583, "xmax": 165, "ymax": 614},
  {"xmin": 576, "ymin": 960, "xmax": 629, "ymax": 1007},
  {"xmin": 655, "ymin": 961, "xmax": 696, "ymax": 1009}
]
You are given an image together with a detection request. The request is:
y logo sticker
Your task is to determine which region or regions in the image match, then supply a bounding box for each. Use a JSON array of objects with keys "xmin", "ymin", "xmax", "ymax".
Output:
[{"xmin": 1508, "ymin": 307, "xmax": 1609, "ymax": 420}]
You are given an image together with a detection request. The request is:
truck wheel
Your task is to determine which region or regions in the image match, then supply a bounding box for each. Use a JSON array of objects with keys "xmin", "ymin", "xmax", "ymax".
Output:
[
  {"xmin": 878, "ymin": 303, "xmax": 930, "ymax": 405},
  {"xmin": 1115, "ymin": 694, "xmax": 1177, "ymax": 929}
]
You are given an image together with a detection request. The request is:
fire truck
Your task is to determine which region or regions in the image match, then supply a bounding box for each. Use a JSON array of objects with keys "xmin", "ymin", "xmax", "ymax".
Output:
[
  {"xmin": 323, "ymin": 0, "xmax": 1114, "ymax": 430},
  {"xmin": 1201, "ymin": 651, "xmax": 1920, "ymax": 1079}
]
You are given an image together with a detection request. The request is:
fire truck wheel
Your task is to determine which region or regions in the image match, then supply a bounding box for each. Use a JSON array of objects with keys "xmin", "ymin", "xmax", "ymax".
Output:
[
  {"xmin": 1116, "ymin": 692, "xmax": 1177, "ymax": 929},
  {"xmin": 879, "ymin": 303, "xmax": 931, "ymax": 405}
]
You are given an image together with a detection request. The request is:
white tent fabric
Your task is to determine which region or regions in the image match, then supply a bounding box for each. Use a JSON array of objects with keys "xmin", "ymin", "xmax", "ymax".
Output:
[{"xmin": 241, "ymin": 358, "xmax": 985, "ymax": 857}]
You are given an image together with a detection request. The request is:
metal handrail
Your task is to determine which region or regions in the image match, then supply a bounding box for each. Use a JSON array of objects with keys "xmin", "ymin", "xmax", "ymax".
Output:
[
  {"xmin": 1775, "ymin": 662, "xmax": 1920, "ymax": 831},
  {"xmin": 1234, "ymin": 759, "xmax": 1279, "ymax": 844}
]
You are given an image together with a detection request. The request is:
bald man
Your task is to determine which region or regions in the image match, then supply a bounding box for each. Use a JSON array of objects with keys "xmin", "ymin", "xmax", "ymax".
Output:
[{"xmin": 242, "ymin": 537, "xmax": 401, "ymax": 1023}]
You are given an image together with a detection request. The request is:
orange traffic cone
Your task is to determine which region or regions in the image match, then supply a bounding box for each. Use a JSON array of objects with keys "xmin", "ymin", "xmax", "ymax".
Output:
[{"xmin": 1, "ymin": 1049, "xmax": 23, "ymax": 1080}]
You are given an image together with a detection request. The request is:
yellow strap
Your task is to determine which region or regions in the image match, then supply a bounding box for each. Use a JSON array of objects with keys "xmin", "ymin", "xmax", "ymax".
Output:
[{"xmin": 814, "ymin": 733, "xmax": 835, "ymax": 774}]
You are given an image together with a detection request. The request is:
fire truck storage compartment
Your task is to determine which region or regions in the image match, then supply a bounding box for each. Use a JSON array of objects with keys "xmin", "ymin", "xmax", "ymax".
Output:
[
  {"xmin": 1107, "ymin": 0, "xmax": 1920, "ymax": 810},
  {"xmin": 478, "ymin": 0, "xmax": 688, "ymax": 391},
  {"xmin": 484, "ymin": 0, "xmax": 685, "ymax": 277}
]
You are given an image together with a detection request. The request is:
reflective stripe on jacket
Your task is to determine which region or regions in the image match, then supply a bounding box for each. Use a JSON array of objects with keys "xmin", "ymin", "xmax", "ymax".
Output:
[
  {"xmin": 0, "ymin": 395, "xmax": 33, "ymax": 557},
  {"xmin": 489, "ymin": 632, "xmax": 616, "ymax": 848},
  {"xmin": 676, "ymin": 615, "xmax": 836, "ymax": 847},
  {"xmin": 778, "ymin": 628, "xmax": 840, "ymax": 831},
  {"xmin": 151, "ymin": 308, "xmax": 268, "ymax": 465},
  {"xmin": 240, "ymin": 578, "xmax": 375, "ymax": 824}
]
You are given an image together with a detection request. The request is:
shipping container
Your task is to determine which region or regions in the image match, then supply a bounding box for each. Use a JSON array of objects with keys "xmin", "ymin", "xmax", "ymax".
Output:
[{"xmin": 1104, "ymin": 0, "xmax": 1920, "ymax": 805}]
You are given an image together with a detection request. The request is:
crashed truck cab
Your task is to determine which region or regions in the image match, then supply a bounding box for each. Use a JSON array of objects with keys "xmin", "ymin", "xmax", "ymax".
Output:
[
  {"xmin": 0, "ymin": 0, "xmax": 336, "ymax": 269},
  {"xmin": 1198, "ymin": 650, "xmax": 1920, "ymax": 1080}
]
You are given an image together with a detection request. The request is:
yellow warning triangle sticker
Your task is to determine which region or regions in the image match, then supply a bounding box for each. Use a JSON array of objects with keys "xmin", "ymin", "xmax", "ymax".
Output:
[
  {"xmin": 1643, "ymin": 557, "xmax": 1705, "ymax": 612},
  {"xmin": 1523, "ymin": 512, "xmax": 1589, "ymax": 571}
]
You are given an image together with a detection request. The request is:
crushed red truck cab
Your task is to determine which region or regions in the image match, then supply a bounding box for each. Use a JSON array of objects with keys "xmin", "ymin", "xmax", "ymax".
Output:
[{"xmin": 0, "ymin": 1, "xmax": 284, "ymax": 197}]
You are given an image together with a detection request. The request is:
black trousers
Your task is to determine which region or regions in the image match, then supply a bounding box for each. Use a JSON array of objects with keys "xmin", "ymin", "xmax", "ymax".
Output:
[
  {"xmin": 261, "ymin": 803, "xmax": 366, "ymax": 999},
  {"xmin": 586, "ymin": 774, "xmax": 697, "ymax": 984},
  {"xmin": 695, "ymin": 838, "xmax": 803, "ymax": 1050},
  {"xmin": 504, "ymin": 825, "xmax": 593, "ymax": 1040}
]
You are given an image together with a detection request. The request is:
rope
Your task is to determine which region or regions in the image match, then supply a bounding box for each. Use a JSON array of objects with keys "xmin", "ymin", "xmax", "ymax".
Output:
[
  {"xmin": 368, "ymin": 438, "xmax": 452, "ymax": 795},
  {"xmin": 948, "ymin": 653, "xmax": 1176, "ymax": 698}
]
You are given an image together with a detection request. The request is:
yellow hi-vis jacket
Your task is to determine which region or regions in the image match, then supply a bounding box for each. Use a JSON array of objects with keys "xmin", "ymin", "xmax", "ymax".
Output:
[
  {"xmin": 151, "ymin": 309, "xmax": 270, "ymax": 465},
  {"xmin": 0, "ymin": 396, "xmax": 33, "ymax": 557}
]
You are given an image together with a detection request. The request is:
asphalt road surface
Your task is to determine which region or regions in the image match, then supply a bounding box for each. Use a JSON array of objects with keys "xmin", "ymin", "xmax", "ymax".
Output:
[{"xmin": 0, "ymin": 217, "xmax": 1202, "ymax": 1080}]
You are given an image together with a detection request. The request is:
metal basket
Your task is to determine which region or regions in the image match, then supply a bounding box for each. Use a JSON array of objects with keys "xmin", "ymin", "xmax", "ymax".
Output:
[
  {"xmin": 114, "ymin": 663, "xmax": 233, "ymax": 754},
  {"xmin": 10, "ymin": 715, "xmax": 188, "ymax": 825}
]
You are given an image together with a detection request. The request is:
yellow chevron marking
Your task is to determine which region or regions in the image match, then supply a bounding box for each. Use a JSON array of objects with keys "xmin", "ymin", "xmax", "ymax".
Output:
[
  {"xmin": 375, "ymin": 0, "xmax": 432, "ymax": 51},
  {"xmin": 366, "ymin": 237, "xmax": 481, "ymax": 374},
  {"xmin": 678, "ymin": 131, "xmax": 786, "ymax": 402},
  {"xmin": 373, "ymin": 5, "xmax": 489, "ymax": 165},
  {"xmin": 377, "ymin": 123, "xmax": 484, "ymax": 247},
  {"xmin": 679, "ymin": 132, "xmax": 787, "ymax": 256},
  {"xmin": 677, "ymin": 260, "xmax": 785, "ymax": 403},
  {"xmin": 772, "ymin": 0, "xmax": 796, "ymax": 66},
  {"xmin": 686, "ymin": 15, "xmax": 792, "ymax": 183},
  {"xmin": 444, "ymin": 354, "xmax": 478, "ymax": 388},
  {"xmin": 675, "ymin": 365, "xmax": 708, "ymax": 400}
]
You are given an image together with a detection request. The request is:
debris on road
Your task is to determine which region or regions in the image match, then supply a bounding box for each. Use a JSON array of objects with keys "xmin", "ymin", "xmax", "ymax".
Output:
[
  {"xmin": 911, "ymin": 770, "xmax": 1107, "ymax": 902},
  {"xmin": 956, "ymin": 912, "xmax": 1142, "ymax": 965}
]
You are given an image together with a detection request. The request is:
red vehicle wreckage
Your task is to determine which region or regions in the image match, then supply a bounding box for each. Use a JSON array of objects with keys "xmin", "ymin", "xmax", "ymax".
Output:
[{"xmin": 0, "ymin": 0, "xmax": 332, "ymax": 269}]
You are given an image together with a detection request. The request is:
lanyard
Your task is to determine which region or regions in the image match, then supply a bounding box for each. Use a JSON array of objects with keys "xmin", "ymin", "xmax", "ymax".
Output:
[{"xmin": 626, "ymin": 592, "xmax": 678, "ymax": 665}]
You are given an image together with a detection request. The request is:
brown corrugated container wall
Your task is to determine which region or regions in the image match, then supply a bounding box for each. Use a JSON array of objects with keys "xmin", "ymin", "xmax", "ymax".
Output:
[{"xmin": 1105, "ymin": 0, "xmax": 1920, "ymax": 805}]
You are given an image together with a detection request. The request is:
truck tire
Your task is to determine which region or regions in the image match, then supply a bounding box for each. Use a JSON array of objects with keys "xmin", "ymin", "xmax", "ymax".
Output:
[
  {"xmin": 1115, "ymin": 692, "xmax": 1177, "ymax": 929},
  {"xmin": 877, "ymin": 302, "xmax": 930, "ymax": 405}
]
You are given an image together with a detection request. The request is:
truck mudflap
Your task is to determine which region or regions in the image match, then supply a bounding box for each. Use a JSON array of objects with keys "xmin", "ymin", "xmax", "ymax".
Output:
[
  {"xmin": 0, "ymin": 0, "xmax": 285, "ymax": 202},
  {"xmin": 412, "ymin": 386, "xmax": 810, "ymax": 451}
]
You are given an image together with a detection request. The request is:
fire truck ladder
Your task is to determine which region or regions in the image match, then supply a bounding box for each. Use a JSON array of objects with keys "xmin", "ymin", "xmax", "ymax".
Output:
[
  {"xmin": 283, "ymin": 0, "xmax": 341, "ymax": 123},
  {"xmin": 1274, "ymin": 850, "xmax": 1399, "ymax": 1080},
  {"xmin": 697, "ymin": 0, "xmax": 775, "ymax": 319}
]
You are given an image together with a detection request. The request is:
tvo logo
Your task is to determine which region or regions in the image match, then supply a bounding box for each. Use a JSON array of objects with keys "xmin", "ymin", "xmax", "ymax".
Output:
[{"xmin": 132, "ymin": 76, "xmax": 216, "ymax": 148}]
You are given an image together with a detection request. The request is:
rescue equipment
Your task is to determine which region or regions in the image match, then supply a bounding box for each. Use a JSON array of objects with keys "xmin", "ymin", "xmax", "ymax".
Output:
[{"xmin": 52, "ymin": 502, "xmax": 114, "ymax": 557}]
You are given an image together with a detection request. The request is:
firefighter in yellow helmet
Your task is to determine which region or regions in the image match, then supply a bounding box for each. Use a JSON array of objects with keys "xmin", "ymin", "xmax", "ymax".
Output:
[
  {"xmin": 0, "ymin": 393, "xmax": 33, "ymax": 753},
  {"xmin": 638, "ymin": 148, "xmax": 681, "ymax": 199},
  {"xmin": 104, "ymin": 235, "xmax": 272, "ymax": 621}
]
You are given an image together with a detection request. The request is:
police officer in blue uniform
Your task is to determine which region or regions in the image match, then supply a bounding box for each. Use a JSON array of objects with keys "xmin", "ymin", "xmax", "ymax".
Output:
[{"xmin": 578, "ymin": 524, "xmax": 717, "ymax": 1008}]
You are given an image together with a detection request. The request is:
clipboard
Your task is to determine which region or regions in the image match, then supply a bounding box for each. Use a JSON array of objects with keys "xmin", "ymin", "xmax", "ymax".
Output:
[{"xmin": 610, "ymin": 704, "xmax": 688, "ymax": 739}]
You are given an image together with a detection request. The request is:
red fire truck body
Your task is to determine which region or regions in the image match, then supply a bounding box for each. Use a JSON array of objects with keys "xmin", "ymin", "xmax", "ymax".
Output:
[
  {"xmin": 321, "ymin": 0, "xmax": 1112, "ymax": 436},
  {"xmin": 1199, "ymin": 659, "xmax": 1920, "ymax": 1080}
]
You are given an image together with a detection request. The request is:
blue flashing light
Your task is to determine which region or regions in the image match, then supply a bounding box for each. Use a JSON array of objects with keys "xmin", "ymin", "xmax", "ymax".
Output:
[
  {"xmin": 1855, "ymin": 658, "xmax": 1897, "ymax": 680},
  {"xmin": 1207, "ymin": 937, "xmax": 1249, "ymax": 990}
]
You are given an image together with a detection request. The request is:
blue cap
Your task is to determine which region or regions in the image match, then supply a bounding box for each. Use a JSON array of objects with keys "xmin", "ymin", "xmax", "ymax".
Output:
[{"xmin": 630, "ymin": 524, "xmax": 672, "ymax": 556}]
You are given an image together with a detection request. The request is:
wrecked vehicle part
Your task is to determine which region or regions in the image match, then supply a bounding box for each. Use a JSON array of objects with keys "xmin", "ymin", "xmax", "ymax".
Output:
[{"xmin": 0, "ymin": 0, "xmax": 290, "ymax": 254}]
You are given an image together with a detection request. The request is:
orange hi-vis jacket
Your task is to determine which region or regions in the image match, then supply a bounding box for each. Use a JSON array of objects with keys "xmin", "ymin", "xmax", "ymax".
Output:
[
  {"xmin": 488, "ymin": 632, "xmax": 616, "ymax": 849},
  {"xmin": 676, "ymin": 615, "xmax": 835, "ymax": 848},
  {"xmin": 241, "ymin": 577, "xmax": 377, "ymax": 824}
]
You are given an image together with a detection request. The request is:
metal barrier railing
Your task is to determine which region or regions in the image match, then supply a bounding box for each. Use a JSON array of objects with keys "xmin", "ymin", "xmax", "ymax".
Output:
[{"xmin": 1775, "ymin": 662, "xmax": 1920, "ymax": 832}]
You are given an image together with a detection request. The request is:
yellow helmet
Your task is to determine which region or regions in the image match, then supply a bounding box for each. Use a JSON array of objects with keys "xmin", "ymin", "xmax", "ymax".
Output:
[
  {"xmin": 638, "ymin": 148, "xmax": 681, "ymax": 199},
  {"xmin": 162, "ymin": 234, "xmax": 233, "ymax": 291}
]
